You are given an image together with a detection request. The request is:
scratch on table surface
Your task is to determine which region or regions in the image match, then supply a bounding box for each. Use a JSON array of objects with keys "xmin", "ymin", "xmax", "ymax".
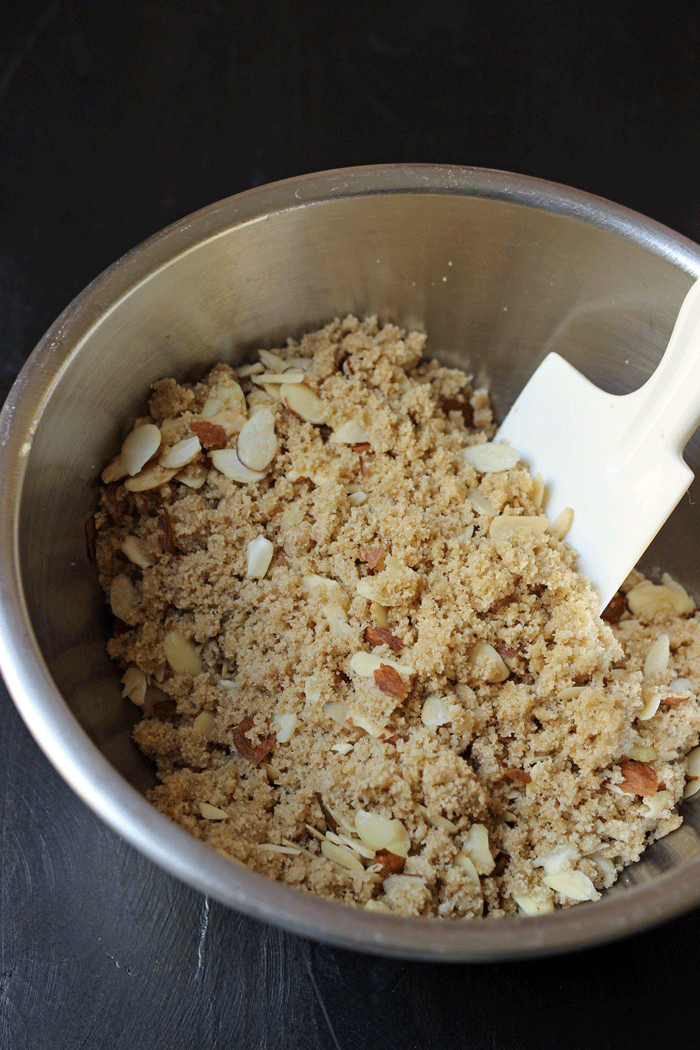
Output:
[
  {"xmin": 196, "ymin": 895, "xmax": 210, "ymax": 978},
  {"xmin": 301, "ymin": 942, "xmax": 343, "ymax": 1050}
]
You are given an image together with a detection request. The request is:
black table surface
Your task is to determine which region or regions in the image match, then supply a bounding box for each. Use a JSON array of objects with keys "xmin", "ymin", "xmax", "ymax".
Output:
[{"xmin": 3, "ymin": 3, "xmax": 700, "ymax": 1048}]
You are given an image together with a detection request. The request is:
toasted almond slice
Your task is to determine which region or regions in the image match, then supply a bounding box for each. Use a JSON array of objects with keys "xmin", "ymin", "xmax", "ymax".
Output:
[
  {"xmin": 543, "ymin": 870, "xmax": 598, "ymax": 901},
  {"xmin": 643, "ymin": 634, "xmax": 670, "ymax": 679},
  {"xmin": 349, "ymin": 712, "xmax": 394, "ymax": 740},
  {"xmin": 468, "ymin": 489, "xmax": 497, "ymax": 517},
  {"xmin": 460, "ymin": 824, "xmax": 495, "ymax": 874},
  {"xmin": 532, "ymin": 843, "xmax": 580, "ymax": 875},
  {"xmin": 236, "ymin": 407, "xmax": 277, "ymax": 472},
  {"xmin": 163, "ymin": 631, "xmax": 202, "ymax": 676},
  {"xmin": 281, "ymin": 506, "xmax": 305, "ymax": 525},
  {"xmin": 159, "ymin": 436, "xmax": 201, "ymax": 470},
  {"xmin": 246, "ymin": 535, "xmax": 274, "ymax": 578},
  {"xmin": 370, "ymin": 602, "xmax": 390, "ymax": 630},
  {"xmin": 301, "ymin": 574, "xmax": 351, "ymax": 609},
  {"xmin": 461, "ymin": 442, "xmax": 520, "ymax": 473},
  {"xmin": 638, "ymin": 690, "xmax": 661, "ymax": 721},
  {"xmin": 281, "ymin": 383, "xmax": 326, "ymax": 424},
  {"xmin": 467, "ymin": 641, "xmax": 509, "ymax": 683},
  {"xmin": 121, "ymin": 423, "xmax": 162, "ymax": 476},
  {"xmin": 175, "ymin": 460, "xmax": 209, "ymax": 488},
  {"xmin": 669, "ymin": 677, "xmax": 694, "ymax": 694},
  {"xmin": 331, "ymin": 420, "xmax": 370, "ymax": 445},
  {"xmin": 236, "ymin": 362, "xmax": 265, "ymax": 378},
  {"xmin": 349, "ymin": 652, "xmax": 415, "ymax": 677},
  {"xmin": 489, "ymin": 515, "xmax": 550, "ymax": 540},
  {"xmin": 421, "ymin": 695, "xmax": 451, "ymax": 727},
  {"xmin": 354, "ymin": 811, "xmax": 410, "ymax": 857},
  {"xmin": 645, "ymin": 789, "xmax": 674, "ymax": 818},
  {"xmin": 364, "ymin": 899, "xmax": 392, "ymax": 913},
  {"xmin": 199, "ymin": 802, "xmax": 229, "ymax": 820},
  {"xmin": 101, "ymin": 454, "xmax": 128, "ymax": 484},
  {"xmin": 627, "ymin": 744, "xmax": 657, "ymax": 762},
  {"xmin": 323, "ymin": 700, "xmax": 351, "ymax": 726},
  {"xmin": 348, "ymin": 491, "xmax": 368, "ymax": 506},
  {"xmin": 684, "ymin": 746, "xmax": 700, "ymax": 798},
  {"xmin": 124, "ymin": 463, "xmax": 179, "ymax": 491},
  {"xmin": 627, "ymin": 579, "xmax": 694, "ymax": 619},
  {"xmin": 272, "ymin": 712, "xmax": 297, "ymax": 743},
  {"xmin": 321, "ymin": 839, "xmax": 365, "ymax": 873},
  {"xmin": 204, "ymin": 408, "xmax": 247, "ymax": 437},
  {"xmin": 201, "ymin": 379, "xmax": 247, "ymax": 419},
  {"xmin": 512, "ymin": 892, "xmax": 555, "ymax": 916},
  {"xmin": 259, "ymin": 349, "xmax": 287, "ymax": 371},
  {"xmin": 331, "ymin": 741, "xmax": 354, "ymax": 755},
  {"xmin": 110, "ymin": 574, "xmax": 139, "ymax": 625},
  {"xmin": 454, "ymin": 853, "xmax": 481, "ymax": 886},
  {"xmin": 548, "ymin": 507, "xmax": 574, "ymax": 541},
  {"xmin": 209, "ymin": 448, "xmax": 267, "ymax": 483},
  {"xmin": 121, "ymin": 535, "xmax": 153, "ymax": 569},
  {"xmin": 251, "ymin": 369, "xmax": 306, "ymax": 385},
  {"xmin": 532, "ymin": 472, "xmax": 545, "ymax": 510},
  {"xmin": 121, "ymin": 666, "xmax": 147, "ymax": 705},
  {"xmin": 193, "ymin": 711, "xmax": 217, "ymax": 738},
  {"xmin": 557, "ymin": 686, "xmax": 584, "ymax": 701}
]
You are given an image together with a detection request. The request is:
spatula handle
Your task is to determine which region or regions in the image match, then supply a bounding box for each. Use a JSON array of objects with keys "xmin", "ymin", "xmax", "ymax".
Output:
[{"xmin": 619, "ymin": 278, "xmax": 700, "ymax": 460}]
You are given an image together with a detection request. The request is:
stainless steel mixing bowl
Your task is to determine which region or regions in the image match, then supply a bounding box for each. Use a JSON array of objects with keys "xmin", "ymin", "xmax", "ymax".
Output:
[{"xmin": 2, "ymin": 165, "xmax": 700, "ymax": 961}]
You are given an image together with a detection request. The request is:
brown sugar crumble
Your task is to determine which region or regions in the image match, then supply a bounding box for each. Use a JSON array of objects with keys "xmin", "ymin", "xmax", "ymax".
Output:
[{"xmin": 94, "ymin": 315, "xmax": 700, "ymax": 918}]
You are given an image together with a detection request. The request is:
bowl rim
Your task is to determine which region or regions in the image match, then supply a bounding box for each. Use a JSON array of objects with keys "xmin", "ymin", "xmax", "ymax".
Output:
[{"xmin": 2, "ymin": 163, "xmax": 700, "ymax": 962}]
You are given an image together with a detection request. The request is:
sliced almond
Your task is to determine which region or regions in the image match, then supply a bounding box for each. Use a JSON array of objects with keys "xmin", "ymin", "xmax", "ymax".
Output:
[
  {"xmin": 199, "ymin": 802, "xmax": 229, "ymax": 820},
  {"xmin": 349, "ymin": 652, "xmax": 415, "ymax": 678},
  {"xmin": 627, "ymin": 579, "xmax": 694, "ymax": 619},
  {"xmin": 271, "ymin": 712, "xmax": 297, "ymax": 743},
  {"xmin": 643, "ymin": 634, "xmax": 670, "ymax": 679},
  {"xmin": 454, "ymin": 853, "xmax": 481, "ymax": 887},
  {"xmin": 331, "ymin": 420, "xmax": 370, "ymax": 445},
  {"xmin": 258, "ymin": 349, "xmax": 286, "ymax": 372},
  {"xmin": 175, "ymin": 460, "xmax": 209, "ymax": 488},
  {"xmin": 645, "ymin": 789, "xmax": 674, "ymax": 819},
  {"xmin": 512, "ymin": 892, "xmax": 555, "ymax": 916},
  {"xmin": 421, "ymin": 695, "xmax": 451, "ymax": 727},
  {"xmin": 331, "ymin": 741, "xmax": 354, "ymax": 755},
  {"xmin": 121, "ymin": 423, "xmax": 162, "ymax": 476},
  {"xmin": 618, "ymin": 757, "xmax": 658, "ymax": 797},
  {"xmin": 460, "ymin": 824, "xmax": 495, "ymax": 874},
  {"xmin": 684, "ymin": 746, "xmax": 700, "ymax": 798},
  {"xmin": 348, "ymin": 491, "xmax": 368, "ymax": 506},
  {"xmin": 236, "ymin": 362, "xmax": 264, "ymax": 378},
  {"xmin": 531, "ymin": 472, "xmax": 545, "ymax": 510},
  {"xmin": 251, "ymin": 369, "xmax": 305, "ymax": 386},
  {"xmin": 532, "ymin": 843, "xmax": 580, "ymax": 875},
  {"xmin": 468, "ymin": 489, "xmax": 497, "ymax": 517},
  {"xmin": 323, "ymin": 700, "xmax": 351, "ymax": 726},
  {"xmin": 542, "ymin": 870, "xmax": 598, "ymax": 902},
  {"xmin": 124, "ymin": 463, "xmax": 179, "ymax": 492},
  {"xmin": 193, "ymin": 711, "xmax": 217, "ymax": 738},
  {"xmin": 236, "ymin": 407, "xmax": 277, "ymax": 471},
  {"xmin": 121, "ymin": 535, "xmax": 152, "ymax": 569},
  {"xmin": 163, "ymin": 631, "xmax": 202, "ymax": 676},
  {"xmin": 159, "ymin": 436, "xmax": 201, "ymax": 470},
  {"xmin": 210, "ymin": 448, "xmax": 267, "ymax": 483},
  {"xmin": 321, "ymin": 839, "xmax": 365, "ymax": 873},
  {"xmin": 354, "ymin": 811, "xmax": 410, "ymax": 857},
  {"xmin": 301, "ymin": 574, "xmax": 351, "ymax": 609},
  {"xmin": 349, "ymin": 712, "xmax": 394, "ymax": 740},
  {"xmin": 461, "ymin": 442, "xmax": 520, "ymax": 473},
  {"xmin": 246, "ymin": 535, "xmax": 274, "ymax": 578},
  {"xmin": 281, "ymin": 383, "xmax": 326, "ymax": 424},
  {"xmin": 121, "ymin": 666, "xmax": 147, "ymax": 705},
  {"xmin": 370, "ymin": 602, "xmax": 390, "ymax": 630},
  {"xmin": 101, "ymin": 454, "xmax": 128, "ymax": 484},
  {"xmin": 627, "ymin": 744, "xmax": 657, "ymax": 762},
  {"xmin": 489, "ymin": 515, "xmax": 550, "ymax": 541},
  {"xmin": 467, "ymin": 641, "xmax": 509, "ymax": 683},
  {"xmin": 201, "ymin": 379, "xmax": 247, "ymax": 419},
  {"xmin": 548, "ymin": 507, "xmax": 574, "ymax": 541},
  {"xmin": 110, "ymin": 574, "xmax": 139, "ymax": 625}
]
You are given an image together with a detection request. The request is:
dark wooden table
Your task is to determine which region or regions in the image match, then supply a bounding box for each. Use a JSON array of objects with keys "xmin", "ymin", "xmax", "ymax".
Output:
[{"xmin": 3, "ymin": 3, "xmax": 700, "ymax": 1047}]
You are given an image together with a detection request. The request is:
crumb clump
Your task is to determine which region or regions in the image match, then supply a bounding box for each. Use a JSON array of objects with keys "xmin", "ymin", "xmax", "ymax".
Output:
[{"xmin": 93, "ymin": 315, "xmax": 700, "ymax": 919}]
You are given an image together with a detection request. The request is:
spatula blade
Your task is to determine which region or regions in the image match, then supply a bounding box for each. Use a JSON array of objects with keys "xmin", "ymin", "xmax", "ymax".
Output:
[{"xmin": 496, "ymin": 353, "xmax": 693, "ymax": 611}]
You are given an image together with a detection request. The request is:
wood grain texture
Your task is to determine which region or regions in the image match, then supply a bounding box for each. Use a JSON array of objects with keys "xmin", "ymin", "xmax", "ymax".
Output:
[{"xmin": 3, "ymin": 1, "xmax": 700, "ymax": 1047}]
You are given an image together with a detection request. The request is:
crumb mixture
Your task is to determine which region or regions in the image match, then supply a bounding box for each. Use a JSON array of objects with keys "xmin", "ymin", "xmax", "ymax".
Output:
[{"xmin": 92, "ymin": 315, "xmax": 700, "ymax": 918}]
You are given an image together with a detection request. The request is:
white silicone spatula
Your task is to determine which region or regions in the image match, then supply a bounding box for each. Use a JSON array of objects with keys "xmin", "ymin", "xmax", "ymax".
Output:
[{"xmin": 496, "ymin": 278, "xmax": 700, "ymax": 613}]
